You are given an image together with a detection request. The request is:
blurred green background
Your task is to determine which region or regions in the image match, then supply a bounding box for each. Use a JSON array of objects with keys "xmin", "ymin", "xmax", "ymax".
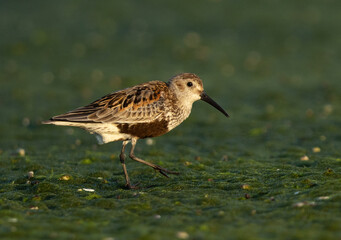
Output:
[{"xmin": 1, "ymin": 1, "xmax": 341, "ymax": 239}]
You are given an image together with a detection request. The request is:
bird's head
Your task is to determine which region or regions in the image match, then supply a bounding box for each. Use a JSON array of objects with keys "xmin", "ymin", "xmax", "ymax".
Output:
[{"xmin": 168, "ymin": 73, "xmax": 229, "ymax": 117}]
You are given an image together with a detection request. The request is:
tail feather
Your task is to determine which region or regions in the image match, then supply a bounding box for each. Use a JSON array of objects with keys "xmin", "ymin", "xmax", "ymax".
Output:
[
  {"xmin": 41, "ymin": 120, "xmax": 88, "ymax": 127},
  {"xmin": 41, "ymin": 119, "xmax": 53, "ymax": 124},
  {"xmin": 42, "ymin": 120, "xmax": 131, "ymax": 144}
]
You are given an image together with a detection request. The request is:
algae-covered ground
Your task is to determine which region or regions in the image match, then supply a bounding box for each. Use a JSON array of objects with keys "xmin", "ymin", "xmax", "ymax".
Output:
[{"xmin": 1, "ymin": 1, "xmax": 341, "ymax": 239}]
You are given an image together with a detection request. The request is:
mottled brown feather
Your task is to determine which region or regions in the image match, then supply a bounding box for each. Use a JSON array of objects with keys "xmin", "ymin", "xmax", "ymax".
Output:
[
  {"xmin": 50, "ymin": 81, "xmax": 169, "ymax": 124},
  {"xmin": 117, "ymin": 119, "xmax": 169, "ymax": 139}
]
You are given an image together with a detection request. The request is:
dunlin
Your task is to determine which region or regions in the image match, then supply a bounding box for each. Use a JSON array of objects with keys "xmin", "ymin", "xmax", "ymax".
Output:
[{"xmin": 43, "ymin": 73, "xmax": 229, "ymax": 188}]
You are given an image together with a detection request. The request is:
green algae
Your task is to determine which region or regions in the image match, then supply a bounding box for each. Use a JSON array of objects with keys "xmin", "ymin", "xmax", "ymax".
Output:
[{"xmin": 1, "ymin": 0, "xmax": 341, "ymax": 239}]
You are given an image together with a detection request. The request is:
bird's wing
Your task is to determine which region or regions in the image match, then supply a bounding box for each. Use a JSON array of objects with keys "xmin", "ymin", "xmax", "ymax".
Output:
[{"xmin": 50, "ymin": 81, "xmax": 168, "ymax": 124}]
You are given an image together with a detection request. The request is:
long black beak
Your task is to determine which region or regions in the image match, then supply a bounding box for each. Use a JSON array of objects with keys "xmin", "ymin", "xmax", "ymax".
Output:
[{"xmin": 200, "ymin": 92, "xmax": 229, "ymax": 117}]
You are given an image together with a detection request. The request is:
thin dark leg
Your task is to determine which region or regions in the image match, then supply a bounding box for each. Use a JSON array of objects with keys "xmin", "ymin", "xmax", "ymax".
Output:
[
  {"xmin": 120, "ymin": 140, "xmax": 132, "ymax": 188},
  {"xmin": 129, "ymin": 138, "xmax": 179, "ymax": 178}
]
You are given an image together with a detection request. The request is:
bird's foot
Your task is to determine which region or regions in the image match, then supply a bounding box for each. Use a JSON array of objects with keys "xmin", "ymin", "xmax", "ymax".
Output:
[
  {"xmin": 153, "ymin": 165, "xmax": 179, "ymax": 178},
  {"xmin": 125, "ymin": 182, "xmax": 140, "ymax": 190}
]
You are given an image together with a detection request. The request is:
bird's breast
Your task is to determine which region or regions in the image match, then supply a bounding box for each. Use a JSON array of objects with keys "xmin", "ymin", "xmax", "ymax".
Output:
[{"xmin": 165, "ymin": 103, "xmax": 192, "ymax": 131}]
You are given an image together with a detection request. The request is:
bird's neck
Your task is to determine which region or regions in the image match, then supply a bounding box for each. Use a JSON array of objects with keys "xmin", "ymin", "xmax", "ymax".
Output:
[{"xmin": 165, "ymin": 93, "xmax": 194, "ymax": 131}]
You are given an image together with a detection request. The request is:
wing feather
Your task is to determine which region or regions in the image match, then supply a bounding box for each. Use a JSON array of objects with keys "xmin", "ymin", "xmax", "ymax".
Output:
[{"xmin": 50, "ymin": 81, "xmax": 167, "ymax": 124}]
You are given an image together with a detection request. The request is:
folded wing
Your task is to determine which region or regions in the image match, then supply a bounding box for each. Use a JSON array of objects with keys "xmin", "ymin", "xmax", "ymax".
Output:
[{"xmin": 50, "ymin": 81, "xmax": 167, "ymax": 124}]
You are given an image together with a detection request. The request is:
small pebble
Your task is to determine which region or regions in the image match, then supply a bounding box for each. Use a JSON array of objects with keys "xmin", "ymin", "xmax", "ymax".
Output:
[
  {"xmin": 312, "ymin": 147, "xmax": 321, "ymax": 153},
  {"xmin": 293, "ymin": 202, "xmax": 304, "ymax": 208},
  {"xmin": 146, "ymin": 138, "xmax": 154, "ymax": 145},
  {"xmin": 8, "ymin": 218, "xmax": 18, "ymax": 223},
  {"xmin": 176, "ymin": 231, "xmax": 189, "ymax": 239},
  {"xmin": 27, "ymin": 171, "xmax": 34, "ymax": 179},
  {"xmin": 154, "ymin": 214, "xmax": 161, "ymax": 219},
  {"xmin": 300, "ymin": 155, "xmax": 309, "ymax": 161},
  {"xmin": 59, "ymin": 175, "xmax": 71, "ymax": 181},
  {"xmin": 22, "ymin": 117, "xmax": 30, "ymax": 127},
  {"xmin": 17, "ymin": 148, "xmax": 25, "ymax": 157},
  {"xmin": 218, "ymin": 210, "xmax": 225, "ymax": 216},
  {"xmin": 323, "ymin": 104, "xmax": 333, "ymax": 115}
]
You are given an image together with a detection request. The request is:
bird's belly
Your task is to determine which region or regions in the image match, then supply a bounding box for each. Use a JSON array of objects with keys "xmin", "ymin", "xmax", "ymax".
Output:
[
  {"xmin": 117, "ymin": 119, "xmax": 169, "ymax": 139},
  {"xmin": 83, "ymin": 123, "xmax": 131, "ymax": 144}
]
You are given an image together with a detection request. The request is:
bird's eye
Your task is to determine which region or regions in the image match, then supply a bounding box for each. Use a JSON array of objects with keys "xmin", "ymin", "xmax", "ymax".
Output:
[{"xmin": 187, "ymin": 82, "xmax": 193, "ymax": 87}]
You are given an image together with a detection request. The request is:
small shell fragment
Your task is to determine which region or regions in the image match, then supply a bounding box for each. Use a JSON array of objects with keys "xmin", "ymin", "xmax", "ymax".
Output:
[
  {"xmin": 293, "ymin": 201, "xmax": 316, "ymax": 207},
  {"xmin": 176, "ymin": 231, "xmax": 189, "ymax": 239},
  {"xmin": 82, "ymin": 188, "xmax": 95, "ymax": 192}
]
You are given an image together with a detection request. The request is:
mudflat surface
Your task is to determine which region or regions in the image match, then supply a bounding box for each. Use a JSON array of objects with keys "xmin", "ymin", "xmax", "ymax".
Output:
[{"xmin": 1, "ymin": 1, "xmax": 340, "ymax": 239}]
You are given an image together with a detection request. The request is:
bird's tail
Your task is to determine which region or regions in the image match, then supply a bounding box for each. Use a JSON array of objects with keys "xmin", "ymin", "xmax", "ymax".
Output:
[{"xmin": 41, "ymin": 120, "xmax": 86, "ymax": 127}]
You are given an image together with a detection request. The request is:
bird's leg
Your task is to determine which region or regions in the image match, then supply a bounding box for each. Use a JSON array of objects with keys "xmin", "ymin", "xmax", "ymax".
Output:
[
  {"xmin": 129, "ymin": 138, "xmax": 179, "ymax": 178},
  {"xmin": 120, "ymin": 140, "xmax": 135, "ymax": 189}
]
